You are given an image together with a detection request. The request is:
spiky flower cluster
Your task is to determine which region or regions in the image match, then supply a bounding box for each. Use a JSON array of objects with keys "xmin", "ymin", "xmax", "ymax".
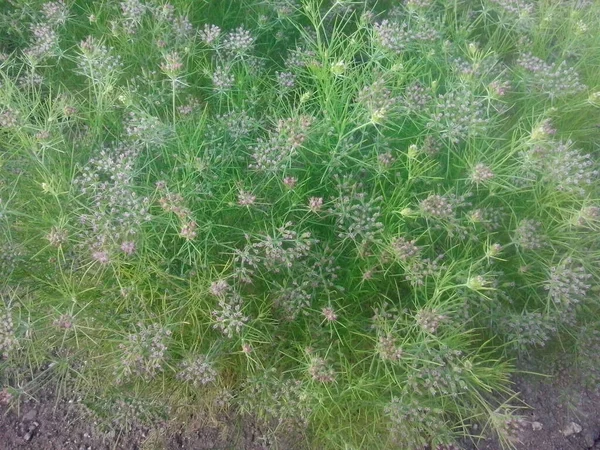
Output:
[
  {"xmin": 237, "ymin": 190, "xmax": 256, "ymax": 206},
  {"xmin": 27, "ymin": 23, "xmax": 59, "ymax": 59},
  {"xmin": 516, "ymin": 53, "xmax": 586, "ymax": 99},
  {"xmin": 373, "ymin": 19, "xmax": 439, "ymax": 54},
  {"xmin": 155, "ymin": 4, "xmax": 194, "ymax": 39},
  {"xmin": 232, "ymin": 242, "xmax": 261, "ymax": 284},
  {"xmin": 371, "ymin": 302, "xmax": 401, "ymax": 330},
  {"xmin": 404, "ymin": 255, "xmax": 444, "ymax": 287},
  {"xmin": 391, "ymin": 237, "xmax": 420, "ymax": 261},
  {"xmin": 450, "ymin": 55, "xmax": 503, "ymax": 81},
  {"xmin": 53, "ymin": 313, "xmax": 74, "ymax": 330},
  {"xmin": 120, "ymin": 0, "xmax": 147, "ymax": 34},
  {"xmin": 415, "ymin": 308, "xmax": 447, "ymax": 334},
  {"xmin": 575, "ymin": 205, "xmax": 600, "ymax": 228},
  {"xmin": 329, "ymin": 179, "xmax": 384, "ymax": 247},
  {"xmin": 106, "ymin": 396, "xmax": 168, "ymax": 432},
  {"xmin": 521, "ymin": 141, "xmax": 597, "ymax": 195},
  {"xmin": 470, "ymin": 163, "xmax": 495, "ymax": 185},
  {"xmin": 321, "ymin": 306, "xmax": 337, "ymax": 322},
  {"xmin": 212, "ymin": 66, "xmax": 235, "ymax": 92},
  {"xmin": 0, "ymin": 309, "xmax": 17, "ymax": 359},
  {"xmin": 176, "ymin": 355, "xmax": 217, "ymax": 387},
  {"xmin": 545, "ymin": 258, "xmax": 592, "ymax": 307},
  {"xmin": 489, "ymin": 408, "xmax": 528, "ymax": 445},
  {"xmin": 22, "ymin": 1, "xmax": 69, "ymax": 59},
  {"xmin": 419, "ymin": 194, "xmax": 457, "ymax": 219},
  {"xmin": 158, "ymin": 189, "xmax": 189, "ymax": 218},
  {"xmin": 254, "ymin": 222, "xmax": 316, "ymax": 272},
  {"xmin": 427, "ymin": 89, "xmax": 488, "ymax": 143},
  {"xmin": 156, "ymin": 183, "xmax": 197, "ymax": 241},
  {"xmin": 160, "ymin": 51, "xmax": 183, "ymax": 76},
  {"xmin": 385, "ymin": 397, "xmax": 449, "ymax": 448},
  {"xmin": 377, "ymin": 152, "xmax": 395, "ymax": 166},
  {"xmin": 239, "ymin": 370, "xmax": 310, "ymax": 427},
  {"xmin": 308, "ymin": 250, "xmax": 341, "ymax": 291},
  {"xmin": 249, "ymin": 115, "xmax": 313, "ymax": 172},
  {"xmin": 270, "ymin": 0, "xmax": 301, "ymax": 17},
  {"xmin": 307, "ymin": 355, "xmax": 335, "ymax": 383},
  {"xmin": 212, "ymin": 292, "xmax": 249, "ymax": 338},
  {"xmin": 42, "ymin": 1, "xmax": 70, "ymax": 26},
  {"xmin": 307, "ymin": 196, "xmax": 323, "ymax": 213},
  {"xmin": 208, "ymin": 279, "xmax": 229, "ymax": 298},
  {"xmin": 125, "ymin": 111, "xmax": 172, "ymax": 147},
  {"xmin": 0, "ymin": 108, "xmax": 20, "ymax": 128},
  {"xmin": 420, "ymin": 135, "xmax": 443, "ymax": 157},
  {"xmin": 407, "ymin": 347, "xmax": 468, "ymax": 397},
  {"xmin": 488, "ymin": 0, "xmax": 535, "ymax": 16},
  {"xmin": 117, "ymin": 323, "xmax": 171, "ymax": 381},
  {"xmin": 170, "ymin": 14, "xmax": 194, "ymax": 42},
  {"xmin": 276, "ymin": 71, "xmax": 296, "ymax": 90},
  {"xmin": 498, "ymin": 311, "xmax": 557, "ymax": 352},
  {"xmin": 376, "ymin": 334, "xmax": 404, "ymax": 361},
  {"xmin": 400, "ymin": 81, "xmax": 433, "ymax": 112},
  {"xmin": 356, "ymin": 78, "xmax": 397, "ymax": 122},
  {"xmin": 77, "ymin": 36, "xmax": 123, "ymax": 82},
  {"xmin": 405, "ymin": 0, "xmax": 435, "ymax": 8},
  {"xmin": 0, "ymin": 388, "xmax": 12, "ymax": 405},
  {"xmin": 285, "ymin": 46, "xmax": 315, "ymax": 69},
  {"xmin": 531, "ymin": 118, "xmax": 557, "ymax": 140},
  {"xmin": 273, "ymin": 279, "xmax": 312, "ymax": 320},
  {"xmin": 0, "ymin": 242, "xmax": 22, "ymax": 276},
  {"xmin": 512, "ymin": 219, "xmax": 544, "ymax": 251},
  {"xmin": 46, "ymin": 226, "xmax": 68, "ymax": 247},
  {"xmin": 222, "ymin": 27, "xmax": 255, "ymax": 56},
  {"xmin": 75, "ymin": 144, "xmax": 151, "ymax": 258},
  {"xmin": 199, "ymin": 24, "xmax": 221, "ymax": 46},
  {"xmin": 469, "ymin": 207, "xmax": 505, "ymax": 231},
  {"xmin": 214, "ymin": 109, "xmax": 257, "ymax": 141}
]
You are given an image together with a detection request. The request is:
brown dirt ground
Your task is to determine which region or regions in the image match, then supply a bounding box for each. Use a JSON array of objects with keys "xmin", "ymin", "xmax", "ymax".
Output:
[
  {"xmin": 1, "ymin": 358, "xmax": 599, "ymax": 450},
  {"xmin": 467, "ymin": 356, "xmax": 600, "ymax": 450},
  {"xmin": 0, "ymin": 389, "xmax": 302, "ymax": 450}
]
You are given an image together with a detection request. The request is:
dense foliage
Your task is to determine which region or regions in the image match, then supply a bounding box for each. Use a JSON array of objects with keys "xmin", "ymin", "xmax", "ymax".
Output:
[{"xmin": 1, "ymin": 0, "xmax": 599, "ymax": 448}]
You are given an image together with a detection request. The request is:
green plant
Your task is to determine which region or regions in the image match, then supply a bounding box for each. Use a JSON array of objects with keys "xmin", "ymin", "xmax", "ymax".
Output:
[{"xmin": 1, "ymin": 0, "xmax": 599, "ymax": 448}]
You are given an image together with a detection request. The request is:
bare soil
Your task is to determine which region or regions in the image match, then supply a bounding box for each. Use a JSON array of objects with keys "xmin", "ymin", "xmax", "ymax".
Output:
[
  {"xmin": 1, "ymin": 357, "xmax": 599, "ymax": 450},
  {"xmin": 469, "ymin": 356, "xmax": 600, "ymax": 450},
  {"xmin": 0, "ymin": 389, "xmax": 300, "ymax": 450}
]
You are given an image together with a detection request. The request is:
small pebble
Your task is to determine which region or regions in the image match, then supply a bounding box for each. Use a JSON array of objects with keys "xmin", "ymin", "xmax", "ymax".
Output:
[{"xmin": 562, "ymin": 422, "xmax": 582, "ymax": 437}]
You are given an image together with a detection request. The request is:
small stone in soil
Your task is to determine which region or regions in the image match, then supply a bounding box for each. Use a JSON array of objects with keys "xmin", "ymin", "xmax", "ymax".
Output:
[
  {"xmin": 562, "ymin": 422, "xmax": 583, "ymax": 437},
  {"xmin": 23, "ymin": 421, "xmax": 40, "ymax": 441},
  {"xmin": 532, "ymin": 421, "xmax": 543, "ymax": 431}
]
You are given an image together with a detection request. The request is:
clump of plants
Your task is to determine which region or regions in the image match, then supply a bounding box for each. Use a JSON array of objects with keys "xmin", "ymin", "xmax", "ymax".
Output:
[{"xmin": 1, "ymin": 0, "xmax": 599, "ymax": 448}]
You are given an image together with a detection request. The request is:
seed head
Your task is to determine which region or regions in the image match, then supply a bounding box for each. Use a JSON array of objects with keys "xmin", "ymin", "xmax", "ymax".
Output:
[
  {"xmin": 160, "ymin": 52, "xmax": 183, "ymax": 76},
  {"xmin": 307, "ymin": 355, "xmax": 335, "ymax": 383},
  {"xmin": 308, "ymin": 197, "xmax": 323, "ymax": 212},
  {"xmin": 283, "ymin": 176, "xmax": 298, "ymax": 189},
  {"xmin": 470, "ymin": 163, "xmax": 494, "ymax": 185},
  {"xmin": 321, "ymin": 307, "xmax": 337, "ymax": 322},
  {"xmin": 237, "ymin": 190, "xmax": 256, "ymax": 206}
]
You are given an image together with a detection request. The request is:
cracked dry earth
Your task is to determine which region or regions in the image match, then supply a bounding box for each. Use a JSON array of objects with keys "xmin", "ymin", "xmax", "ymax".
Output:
[{"xmin": 1, "ymin": 360, "xmax": 599, "ymax": 450}]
